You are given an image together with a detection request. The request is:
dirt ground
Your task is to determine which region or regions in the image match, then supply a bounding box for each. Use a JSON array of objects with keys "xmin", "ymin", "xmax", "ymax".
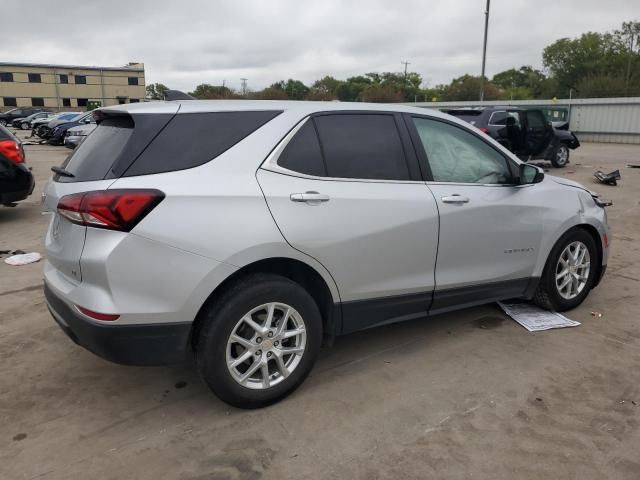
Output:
[{"xmin": 1, "ymin": 133, "xmax": 640, "ymax": 480}]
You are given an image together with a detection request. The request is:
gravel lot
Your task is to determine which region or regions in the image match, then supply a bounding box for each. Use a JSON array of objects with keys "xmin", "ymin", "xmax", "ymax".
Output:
[{"xmin": 1, "ymin": 133, "xmax": 640, "ymax": 480}]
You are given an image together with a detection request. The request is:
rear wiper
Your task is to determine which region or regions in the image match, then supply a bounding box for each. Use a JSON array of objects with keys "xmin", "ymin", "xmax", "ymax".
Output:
[{"xmin": 51, "ymin": 166, "xmax": 75, "ymax": 178}]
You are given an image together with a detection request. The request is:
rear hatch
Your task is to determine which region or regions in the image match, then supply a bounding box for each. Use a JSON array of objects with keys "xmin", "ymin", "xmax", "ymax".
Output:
[{"xmin": 44, "ymin": 103, "xmax": 282, "ymax": 284}]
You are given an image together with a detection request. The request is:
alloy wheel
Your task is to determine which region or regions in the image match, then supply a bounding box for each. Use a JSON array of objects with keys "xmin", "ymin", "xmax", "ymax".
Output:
[
  {"xmin": 556, "ymin": 145, "xmax": 569, "ymax": 166},
  {"xmin": 226, "ymin": 302, "xmax": 307, "ymax": 390},
  {"xmin": 555, "ymin": 241, "xmax": 590, "ymax": 300}
]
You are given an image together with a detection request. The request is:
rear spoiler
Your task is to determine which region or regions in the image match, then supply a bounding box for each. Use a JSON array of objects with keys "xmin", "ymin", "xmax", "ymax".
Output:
[{"xmin": 164, "ymin": 90, "xmax": 196, "ymax": 101}]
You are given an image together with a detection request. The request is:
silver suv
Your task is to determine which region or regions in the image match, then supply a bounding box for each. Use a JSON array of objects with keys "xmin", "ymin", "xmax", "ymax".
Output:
[{"xmin": 43, "ymin": 101, "xmax": 610, "ymax": 408}]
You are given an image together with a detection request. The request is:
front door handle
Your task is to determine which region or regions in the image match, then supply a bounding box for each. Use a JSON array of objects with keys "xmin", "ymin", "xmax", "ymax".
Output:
[
  {"xmin": 441, "ymin": 194, "xmax": 470, "ymax": 204},
  {"xmin": 290, "ymin": 191, "xmax": 330, "ymax": 204}
]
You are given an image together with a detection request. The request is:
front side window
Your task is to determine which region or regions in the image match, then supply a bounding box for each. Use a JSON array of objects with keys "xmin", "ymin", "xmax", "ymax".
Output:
[
  {"xmin": 28, "ymin": 73, "xmax": 41, "ymax": 83},
  {"xmin": 526, "ymin": 110, "xmax": 546, "ymax": 128},
  {"xmin": 313, "ymin": 114, "xmax": 410, "ymax": 180},
  {"xmin": 413, "ymin": 117, "xmax": 511, "ymax": 184}
]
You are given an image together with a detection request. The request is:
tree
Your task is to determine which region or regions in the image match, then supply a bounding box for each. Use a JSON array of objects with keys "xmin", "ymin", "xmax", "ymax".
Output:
[
  {"xmin": 305, "ymin": 76, "xmax": 342, "ymax": 101},
  {"xmin": 189, "ymin": 84, "xmax": 235, "ymax": 99},
  {"xmin": 145, "ymin": 83, "xmax": 169, "ymax": 100},
  {"xmin": 251, "ymin": 86, "xmax": 289, "ymax": 100},
  {"xmin": 443, "ymin": 75, "xmax": 500, "ymax": 101},
  {"xmin": 361, "ymin": 84, "xmax": 404, "ymax": 103},
  {"xmin": 615, "ymin": 21, "xmax": 640, "ymax": 94}
]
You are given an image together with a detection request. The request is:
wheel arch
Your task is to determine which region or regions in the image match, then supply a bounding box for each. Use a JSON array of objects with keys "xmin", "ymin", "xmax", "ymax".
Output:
[{"xmin": 190, "ymin": 257, "xmax": 341, "ymax": 351}]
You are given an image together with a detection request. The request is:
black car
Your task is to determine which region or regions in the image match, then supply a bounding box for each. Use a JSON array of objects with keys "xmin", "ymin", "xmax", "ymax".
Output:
[
  {"xmin": 11, "ymin": 111, "xmax": 52, "ymax": 130},
  {"xmin": 445, "ymin": 107, "xmax": 580, "ymax": 168},
  {"xmin": 0, "ymin": 124, "xmax": 34, "ymax": 206},
  {"xmin": 0, "ymin": 107, "xmax": 47, "ymax": 127},
  {"xmin": 47, "ymin": 113, "xmax": 95, "ymax": 145}
]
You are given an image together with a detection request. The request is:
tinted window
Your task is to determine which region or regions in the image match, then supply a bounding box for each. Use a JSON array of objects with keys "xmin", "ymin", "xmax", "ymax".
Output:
[
  {"xmin": 526, "ymin": 110, "xmax": 546, "ymax": 128},
  {"xmin": 128, "ymin": 77, "xmax": 138, "ymax": 86},
  {"xmin": 313, "ymin": 114, "xmax": 409, "ymax": 180},
  {"xmin": 0, "ymin": 72, "xmax": 13, "ymax": 82},
  {"xmin": 59, "ymin": 74, "xmax": 68, "ymax": 84},
  {"xmin": 413, "ymin": 117, "xmax": 511, "ymax": 184},
  {"xmin": 488, "ymin": 111, "xmax": 507, "ymax": 125},
  {"xmin": 28, "ymin": 73, "xmax": 41, "ymax": 83},
  {"xmin": 75, "ymin": 75, "xmax": 87, "ymax": 84},
  {"xmin": 277, "ymin": 120, "xmax": 326, "ymax": 176},
  {"xmin": 3, "ymin": 97, "xmax": 17, "ymax": 107},
  {"xmin": 125, "ymin": 111, "xmax": 282, "ymax": 177},
  {"xmin": 59, "ymin": 116, "xmax": 134, "ymax": 182},
  {"xmin": 32, "ymin": 98, "xmax": 44, "ymax": 107}
]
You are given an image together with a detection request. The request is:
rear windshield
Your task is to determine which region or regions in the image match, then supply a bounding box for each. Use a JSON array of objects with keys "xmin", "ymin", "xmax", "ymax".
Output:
[{"xmin": 56, "ymin": 110, "xmax": 282, "ymax": 182}]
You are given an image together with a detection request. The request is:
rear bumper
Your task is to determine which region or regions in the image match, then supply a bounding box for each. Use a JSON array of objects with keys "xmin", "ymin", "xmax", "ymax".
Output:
[{"xmin": 44, "ymin": 282, "xmax": 192, "ymax": 366}]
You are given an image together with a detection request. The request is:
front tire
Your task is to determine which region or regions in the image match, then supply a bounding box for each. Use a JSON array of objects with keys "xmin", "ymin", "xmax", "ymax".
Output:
[
  {"xmin": 551, "ymin": 143, "xmax": 570, "ymax": 168},
  {"xmin": 0, "ymin": 120, "xmax": 6, "ymax": 127},
  {"xmin": 21, "ymin": 122, "xmax": 30, "ymax": 130},
  {"xmin": 196, "ymin": 274, "xmax": 322, "ymax": 409},
  {"xmin": 533, "ymin": 229, "xmax": 598, "ymax": 311}
]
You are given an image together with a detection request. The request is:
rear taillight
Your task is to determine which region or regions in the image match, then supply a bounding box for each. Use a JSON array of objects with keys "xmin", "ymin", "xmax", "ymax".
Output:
[
  {"xmin": 0, "ymin": 139, "xmax": 24, "ymax": 164},
  {"xmin": 57, "ymin": 189, "xmax": 164, "ymax": 232}
]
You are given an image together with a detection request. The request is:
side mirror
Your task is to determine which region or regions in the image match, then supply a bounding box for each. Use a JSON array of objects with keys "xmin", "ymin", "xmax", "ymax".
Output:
[{"xmin": 519, "ymin": 163, "xmax": 544, "ymax": 185}]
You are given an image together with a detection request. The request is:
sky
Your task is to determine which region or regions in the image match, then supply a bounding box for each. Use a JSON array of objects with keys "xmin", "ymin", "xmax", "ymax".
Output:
[{"xmin": 2, "ymin": 0, "xmax": 638, "ymax": 93}]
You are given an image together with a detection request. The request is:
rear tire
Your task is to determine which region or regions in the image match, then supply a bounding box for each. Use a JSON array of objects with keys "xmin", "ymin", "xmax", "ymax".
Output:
[
  {"xmin": 533, "ymin": 229, "xmax": 597, "ymax": 311},
  {"xmin": 551, "ymin": 143, "xmax": 570, "ymax": 168},
  {"xmin": 196, "ymin": 274, "xmax": 322, "ymax": 409},
  {"xmin": 0, "ymin": 120, "xmax": 6, "ymax": 127},
  {"xmin": 21, "ymin": 122, "xmax": 29, "ymax": 130}
]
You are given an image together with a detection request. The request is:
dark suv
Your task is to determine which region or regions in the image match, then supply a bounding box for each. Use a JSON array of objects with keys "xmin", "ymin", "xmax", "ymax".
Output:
[
  {"xmin": 445, "ymin": 107, "xmax": 580, "ymax": 168},
  {"xmin": 0, "ymin": 124, "xmax": 34, "ymax": 206},
  {"xmin": 0, "ymin": 107, "xmax": 47, "ymax": 127}
]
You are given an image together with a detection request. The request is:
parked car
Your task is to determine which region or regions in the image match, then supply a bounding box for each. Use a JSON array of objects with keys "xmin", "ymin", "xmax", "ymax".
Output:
[
  {"xmin": 11, "ymin": 111, "xmax": 53, "ymax": 130},
  {"xmin": 0, "ymin": 124, "xmax": 34, "ymax": 206},
  {"xmin": 64, "ymin": 123, "xmax": 96, "ymax": 149},
  {"xmin": 48, "ymin": 113, "xmax": 95, "ymax": 145},
  {"xmin": 0, "ymin": 107, "xmax": 47, "ymax": 127},
  {"xmin": 33, "ymin": 112, "xmax": 81, "ymax": 138},
  {"xmin": 43, "ymin": 101, "xmax": 610, "ymax": 408},
  {"xmin": 444, "ymin": 107, "xmax": 580, "ymax": 168}
]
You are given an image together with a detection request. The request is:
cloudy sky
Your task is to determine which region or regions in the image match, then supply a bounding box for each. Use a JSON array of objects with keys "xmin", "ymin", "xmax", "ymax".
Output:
[{"xmin": 3, "ymin": 0, "xmax": 638, "ymax": 92}]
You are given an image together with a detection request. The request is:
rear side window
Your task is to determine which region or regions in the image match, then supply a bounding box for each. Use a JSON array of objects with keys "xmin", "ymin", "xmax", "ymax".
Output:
[
  {"xmin": 125, "ymin": 111, "xmax": 281, "ymax": 176},
  {"xmin": 313, "ymin": 114, "xmax": 409, "ymax": 180},
  {"xmin": 59, "ymin": 116, "xmax": 134, "ymax": 182},
  {"xmin": 277, "ymin": 120, "xmax": 326, "ymax": 176}
]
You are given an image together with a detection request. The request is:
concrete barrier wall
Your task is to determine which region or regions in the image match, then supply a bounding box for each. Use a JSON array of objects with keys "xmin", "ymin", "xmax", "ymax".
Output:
[{"xmin": 405, "ymin": 97, "xmax": 640, "ymax": 144}]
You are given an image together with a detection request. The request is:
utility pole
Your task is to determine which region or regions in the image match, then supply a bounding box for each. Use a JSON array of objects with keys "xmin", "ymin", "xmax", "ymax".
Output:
[
  {"xmin": 479, "ymin": 0, "xmax": 490, "ymax": 101},
  {"xmin": 401, "ymin": 60, "xmax": 410, "ymax": 80},
  {"xmin": 240, "ymin": 78, "xmax": 248, "ymax": 96},
  {"xmin": 222, "ymin": 79, "xmax": 226, "ymax": 98}
]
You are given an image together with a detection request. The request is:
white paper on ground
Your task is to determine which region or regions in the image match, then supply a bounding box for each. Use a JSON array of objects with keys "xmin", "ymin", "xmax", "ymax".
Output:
[
  {"xmin": 498, "ymin": 302, "xmax": 581, "ymax": 332},
  {"xmin": 4, "ymin": 252, "xmax": 42, "ymax": 266}
]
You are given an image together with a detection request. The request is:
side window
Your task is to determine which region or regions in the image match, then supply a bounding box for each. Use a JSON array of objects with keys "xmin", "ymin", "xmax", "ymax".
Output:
[
  {"xmin": 488, "ymin": 111, "xmax": 507, "ymax": 125},
  {"xmin": 277, "ymin": 120, "xmax": 326, "ymax": 177},
  {"xmin": 413, "ymin": 117, "xmax": 511, "ymax": 184},
  {"xmin": 313, "ymin": 114, "xmax": 409, "ymax": 180}
]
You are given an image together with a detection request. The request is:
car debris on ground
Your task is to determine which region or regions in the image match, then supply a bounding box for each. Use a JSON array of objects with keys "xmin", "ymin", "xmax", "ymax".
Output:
[
  {"xmin": 4, "ymin": 252, "xmax": 42, "ymax": 266},
  {"xmin": 593, "ymin": 169, "xmax": 621, "ymax": 186},
  {"xmin": 498, "ymin": 302, "xmax": 581, "ymax": 332}
]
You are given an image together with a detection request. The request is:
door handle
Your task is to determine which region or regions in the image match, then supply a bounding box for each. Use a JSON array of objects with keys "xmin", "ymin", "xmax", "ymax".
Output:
[
  {"xmin": 290, "ymin": 191, "xmax": 330, "ymax": 204},
  {"xmin": 441, "ymin": 195, "xmax": 470, "ymax": 204}
]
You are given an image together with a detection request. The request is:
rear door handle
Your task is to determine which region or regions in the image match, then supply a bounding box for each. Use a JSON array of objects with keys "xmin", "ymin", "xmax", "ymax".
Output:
[
  {"xmin": 290, "ymin": 191, "xmax": 330, "ymax": 204},
  {"xmin": 441, "ymin": 195, "xmax": 470, "ymax": 204}
]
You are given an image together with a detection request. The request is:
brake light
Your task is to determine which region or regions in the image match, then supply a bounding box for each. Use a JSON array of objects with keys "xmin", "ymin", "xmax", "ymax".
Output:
[
  {"xmin": 0, "ymin": 139, "xmax": 24, "ymax": 164},
  {"xmin": 57, "ymin": 189, "xmax": 164, "ymax": 231},
  {"xmin": 478, "ymin": 128, "xmax": 489, "ymax": 134},
  {"xmin": 76, "ymin": 305, "xmax": 119, "ymax": 321}
]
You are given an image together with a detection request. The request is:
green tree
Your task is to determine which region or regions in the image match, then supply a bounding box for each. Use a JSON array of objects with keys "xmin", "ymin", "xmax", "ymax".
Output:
[
  {"xmin": 189, "ymin": 84, "xmax": 235, "ymax": 99},
  {"xmin": 145, "ymin": 82, "xmax": 169, "ymax": 100},
  {"xmin": 615, "ymin": 21, "xmax": 640, "ymax": 94},
  {"xmin": 443, "ymin": 75, "xmax": 500, "ymax": 101},
  {"xmin": 305, "ymin": 76, "xmax": 342, "ymax": 100}
]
